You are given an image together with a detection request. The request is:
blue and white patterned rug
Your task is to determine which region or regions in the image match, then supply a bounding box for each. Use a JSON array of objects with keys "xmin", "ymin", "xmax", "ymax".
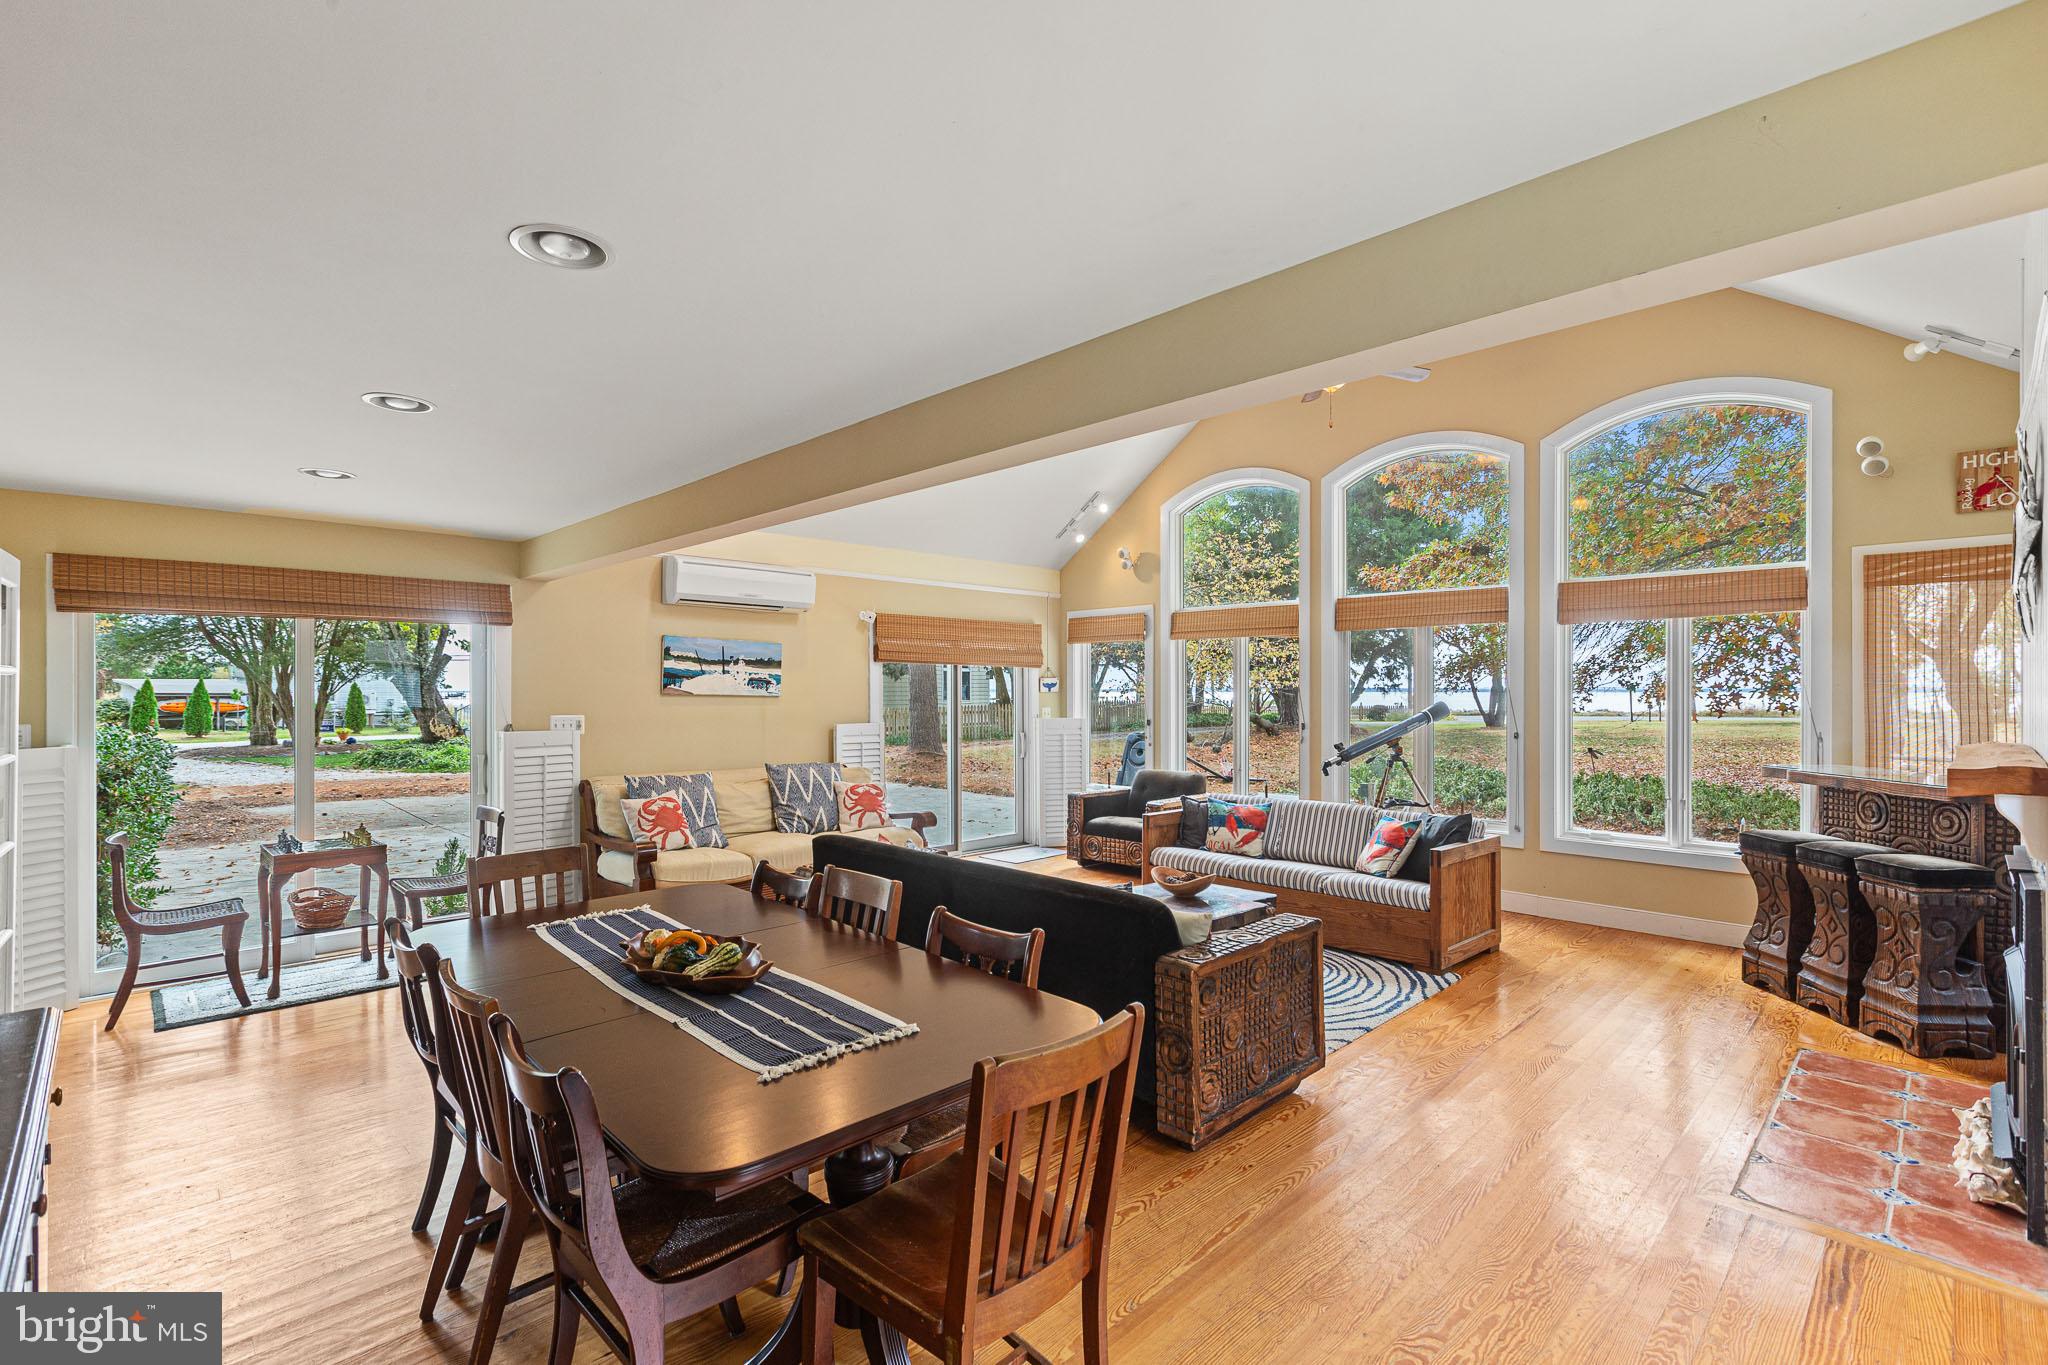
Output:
[{"xmin": 1323, "ymin": 949, "xmax": 1458, "ymax": 1052}]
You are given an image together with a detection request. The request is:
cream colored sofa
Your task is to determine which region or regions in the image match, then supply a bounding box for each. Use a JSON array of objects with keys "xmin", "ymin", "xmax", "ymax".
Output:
[{"xmin": 579, "ymin": 766, "xmax": 930, "ymax": 892}]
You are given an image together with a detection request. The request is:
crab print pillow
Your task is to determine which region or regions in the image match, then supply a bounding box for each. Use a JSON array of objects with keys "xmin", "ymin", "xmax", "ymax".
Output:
[
  {"xmin": 835, "ymin": 781, "xmax": 892, "ymax": 832},
  {"xmin": 1203, "ymin": 798, "xmax": 1268, "ymax": 858},
  {"xmin": 620, "ymin": 793, "xmax": 697, "ymax": 852}
]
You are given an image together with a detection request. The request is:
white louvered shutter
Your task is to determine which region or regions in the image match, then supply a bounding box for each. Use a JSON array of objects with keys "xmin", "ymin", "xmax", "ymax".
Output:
[
  {"xmin": 1032, "ymin": 718, "xmax": 1089, "ymax": 846},
  {"xmin": 14, "ymin": 748, "xmax": 78, "ymax": 1011},
  {"xmin": 494, "ymin": 730, "xmax": 580, "ymax": 855},
  {"xmin": 833, "ymin": 722, "xmax": 884, "ymax": 776}
]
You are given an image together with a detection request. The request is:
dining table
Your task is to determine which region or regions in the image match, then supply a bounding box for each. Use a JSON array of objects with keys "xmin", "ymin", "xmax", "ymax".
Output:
[{"xmin": 416, "ymin": 879, "xmax": 1103, "ymax": 1365}]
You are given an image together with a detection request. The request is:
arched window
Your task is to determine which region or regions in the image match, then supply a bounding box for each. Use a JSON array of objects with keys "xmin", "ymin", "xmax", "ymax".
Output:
[
  {"xmin": 1324, "ymin": 435, "xmax": 1521, "ymax": 836},
  {"xmin": 1541, "ymin": 381, "xmax": 1829, "ymax": 867},
  {"xmin": 1162, "ymin": 473, "xmax": 1308, "ymax": 796}
]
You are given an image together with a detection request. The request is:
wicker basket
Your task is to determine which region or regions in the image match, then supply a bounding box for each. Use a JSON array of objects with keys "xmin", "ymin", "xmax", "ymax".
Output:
[{"xmin": 289, "ymin": 886, "xmax": 356, "ymax": 932}]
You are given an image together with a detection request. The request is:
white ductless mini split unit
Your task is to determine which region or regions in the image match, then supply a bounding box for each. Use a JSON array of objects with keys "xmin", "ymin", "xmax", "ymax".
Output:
[{"xmin": 660, "ymin": 555, "xmax": 817, "ymax": 613}]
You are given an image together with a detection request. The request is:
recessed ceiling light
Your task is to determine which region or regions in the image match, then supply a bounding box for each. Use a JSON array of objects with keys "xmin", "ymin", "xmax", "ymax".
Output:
[
  {"xmin": 362, "ymin": 392, "xmax": 433, "ymax": 413},
  {"xmin": 299, "ymin": 467, "xmax": 356, "ymax": 481},
  {"xmin": 509, "ymin": 223, "xmax": 610, "ymax": 270}
]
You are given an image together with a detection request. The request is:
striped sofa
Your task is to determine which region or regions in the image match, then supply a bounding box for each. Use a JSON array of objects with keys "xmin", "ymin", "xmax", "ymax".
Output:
[{"xmin": 1143, "ymin": 796, "xmax": 1502, "ymax": 971}]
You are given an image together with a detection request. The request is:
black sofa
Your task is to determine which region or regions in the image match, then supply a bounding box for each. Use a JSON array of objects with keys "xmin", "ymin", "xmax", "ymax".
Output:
[{"xmin": 809, "ymin": 833, "xmax": 1324, "ymax": 1146}]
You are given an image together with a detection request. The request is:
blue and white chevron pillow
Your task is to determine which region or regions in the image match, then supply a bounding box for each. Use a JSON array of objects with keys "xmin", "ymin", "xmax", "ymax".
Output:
[
  {"xmin": 766, "ymin": 761, "xmax": 842, "ymax": 834},
  {"xmin": 623, "ymin": 772, "xmax": 728, "ymax": 848}
]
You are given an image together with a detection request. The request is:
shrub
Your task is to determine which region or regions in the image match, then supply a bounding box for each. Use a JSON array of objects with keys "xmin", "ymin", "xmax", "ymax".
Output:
[
  {"xmin": 1692, "ymin": 781, "xmax": 1799, "ymax": 842},
  {"xmin": 95, "ymin": 723, "xmax": 180, "ymax": 945},
  {"xmin": 343, "ymin": 682, "xmax": 369, "ymax": 734},
  {"xmin": 341, "ymin": 740, "xmax": 471, "ymax": 773},
  {"xmin": 182, "ymin": 679, "xmax": 213, "ymax": 737},
  {"xmin": 1568, "ymin": 770, "xmax": 1666, "ymax": 833},
  {"xmin": 129, "ymin": 679, "xmax": 158, "ymax": 734},
  {"xmin": 95, "ymin": 697, "xmax": 131, "ymax": 724},
  {"xmin": 1433, "ymin": 758, "xmax": 1508, "ymax": 820},
  {"xmin": 425, "ymin": 837, "xmax": 468, "ymax": 919}
]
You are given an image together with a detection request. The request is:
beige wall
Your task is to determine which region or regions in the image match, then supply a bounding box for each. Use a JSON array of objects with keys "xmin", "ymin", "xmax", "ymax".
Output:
[
  {"xmin": 0, "ymin": 488, "xmax": 521, "ymax": 743},
  {"xmin": 510, "ymin": 544, "xmax": 1058, "ymax": 778},
  {"xmin": 1059, "ymin": 289, "xmax": 2021, "ymax": 925}
]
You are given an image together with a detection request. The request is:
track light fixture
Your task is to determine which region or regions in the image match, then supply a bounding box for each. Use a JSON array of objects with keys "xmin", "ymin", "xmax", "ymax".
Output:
[{"xmin": 1904, "ymin": 324, "xmax": 2020, "ymax": 364}]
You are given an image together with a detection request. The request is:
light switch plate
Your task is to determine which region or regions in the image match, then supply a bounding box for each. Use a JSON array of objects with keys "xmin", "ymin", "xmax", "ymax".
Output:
[{"xmin": 549, "ymin": 714, "xmax": 585, "ymax": 734}]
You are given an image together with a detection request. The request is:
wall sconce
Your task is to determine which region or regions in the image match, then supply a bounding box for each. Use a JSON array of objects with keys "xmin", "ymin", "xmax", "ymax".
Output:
[
  {"xmin": 1856, "ymin": 435, "xmax": 1889, "ymax": 478},
  {"xmin": 1117, "ymin": 547, "xmax": 1135, "ymax": 572}
]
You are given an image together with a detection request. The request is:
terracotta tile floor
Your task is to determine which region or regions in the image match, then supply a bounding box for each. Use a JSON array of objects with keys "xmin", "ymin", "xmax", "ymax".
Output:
[{"xmin": 1734, "ymin": 1048, "xmax": 2048, "ymax": 1294}]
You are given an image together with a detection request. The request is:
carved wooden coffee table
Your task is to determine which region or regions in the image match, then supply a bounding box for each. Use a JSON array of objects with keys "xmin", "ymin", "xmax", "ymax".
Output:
[{"xmin": 1126, "ymin": 880, "xmax": 1277, "ymax": 931}]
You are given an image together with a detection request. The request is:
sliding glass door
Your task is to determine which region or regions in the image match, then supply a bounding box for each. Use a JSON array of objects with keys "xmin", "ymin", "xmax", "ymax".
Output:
[
  {"xmin": 83, "ymin": 611, "xmax": 488, "ymax": 996},
  {"xmin": 313, "ymin": 622, "xmax": 480, "ymax": 920},
  {"xmin": 879, "ymin": 662, "xmax": 1024, "ymax": 851}
]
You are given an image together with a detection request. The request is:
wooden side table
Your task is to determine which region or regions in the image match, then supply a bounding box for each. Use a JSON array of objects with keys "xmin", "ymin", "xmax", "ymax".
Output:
[{"xmin": 255, "ymin": 839, "xmax": 392, "ymax": 1002}]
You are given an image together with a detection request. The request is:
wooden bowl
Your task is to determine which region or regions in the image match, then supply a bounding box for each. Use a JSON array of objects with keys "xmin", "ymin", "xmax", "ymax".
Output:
[
  {"xmin": 1149, "ymin": 867, "xmax": 1217, "ymax": 900},
  {"xmin": 622, "ymin": 931, "xmax": 772, "ymax": 994}
]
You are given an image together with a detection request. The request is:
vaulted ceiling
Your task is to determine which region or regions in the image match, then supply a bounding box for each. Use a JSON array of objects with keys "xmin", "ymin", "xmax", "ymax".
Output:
[{"xmin": 0, "ymin": 2, "xmax": 2015, "ymax": 539}]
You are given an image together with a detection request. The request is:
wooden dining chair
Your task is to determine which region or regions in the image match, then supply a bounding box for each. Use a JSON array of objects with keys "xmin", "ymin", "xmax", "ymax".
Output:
[
  {"xmin": 414, "ymin": 946, "xmax": 503, "ymax": 1327},
  {"xmin": 748, "ymin": 861, "xmax": 814, "ymax": 907},
  {"xmin": 392, "ymin": 805, "xmax": 507, "ymax": 927},
  {"xmin": 490, "ymin": 1011, "xmax": 825, "ymax": 1365},
  {"xmin": 436, "ymin": 961, "xmax": 556, "ymax": 1365},
  {"xmin": 889, "ymin": 909, "xmax": 1049, "ymax": 1178},
  {"xmin": 799, "ymin": 1004, "xmax": 1145, "ymax": 1365},
  {"xmin": 101, "ymin": 831, "xmax": 252, "ymax": 1031},
  {"xmin": 467, "ymin": 844, "xmax": 590, "ymax": 919},
  {"xmin": 386, "ymin": 917, "xmax": 464, "ymax": 1235},
  {"xmin": 803, "ymin": 865, "xmax": 903, "ymax": 940}
]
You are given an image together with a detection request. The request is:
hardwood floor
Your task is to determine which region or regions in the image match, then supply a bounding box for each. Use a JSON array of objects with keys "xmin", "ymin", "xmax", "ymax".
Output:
[{"xmin": 45, "ymin": 886, "xmax": 2042, "ymax": 1362}]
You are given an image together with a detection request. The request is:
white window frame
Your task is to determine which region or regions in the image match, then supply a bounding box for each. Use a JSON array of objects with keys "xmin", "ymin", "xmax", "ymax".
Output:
[
  {"xmin": 1539, "ymin": 378, "xmax": 1832, "ymax": 872},
  {"xmin": 1065, "ymin": 605, "xmax": 1155, "ymax": 786},
  {"xmin": 1159, "ymin": 469, "xmax": 1311, "ymax": 796},
  {"xmin": 1319, "ymin": 431, "xmax": 1525, "ymax": 844}
]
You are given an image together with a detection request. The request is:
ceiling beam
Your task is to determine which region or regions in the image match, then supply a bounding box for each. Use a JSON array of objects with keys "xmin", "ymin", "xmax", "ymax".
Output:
[{"xmin": 520, "ymin": 0, "xmax": 2048, "ymax": 580}]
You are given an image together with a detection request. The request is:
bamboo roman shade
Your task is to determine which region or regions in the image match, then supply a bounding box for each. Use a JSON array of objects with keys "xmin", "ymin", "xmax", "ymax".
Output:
[
  {"xmin": 1065, "ymin": 611, "xmax": 1148, "ymax": 645},
  {"xmin": 1861, "ymin": 542, "xmax": 2020, "ymax": 772},
  {"xmin": 1555, "ymin": 565, "xmax": 1806, "ymax": 625},
  {"xmin": 50, "ymin": 554, "xmax": 514, "ymax": 625},
  {"xmin": 1167, "ymin": 603, "xmax": 1299, "ymax": 641},
  {"xmin": 871, "ymin": 613, "xmax": 1044, "ymax": 668},
  {"xmin": 1334, "ymin": 586, "xmax": 1508, "ymax": 632}
]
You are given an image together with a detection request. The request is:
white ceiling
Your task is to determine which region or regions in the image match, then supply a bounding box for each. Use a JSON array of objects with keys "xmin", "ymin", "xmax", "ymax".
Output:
[
  {"xmin": 1743, "ymin": 214, "xmax": 2030, "ymax": 369},
  {"xmin": 776, "ymin": 423, "xmax": 1194, "ymax": 569},
  {"xmin": 0, "ymin": 2, "xmax": 2012, "ymax": 538}
]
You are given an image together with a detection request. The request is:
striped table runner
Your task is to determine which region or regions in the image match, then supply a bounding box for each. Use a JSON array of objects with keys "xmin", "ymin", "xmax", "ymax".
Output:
[{"xmin": 532, "ymin": 906, "xmax": 918, "ymax": 1082}]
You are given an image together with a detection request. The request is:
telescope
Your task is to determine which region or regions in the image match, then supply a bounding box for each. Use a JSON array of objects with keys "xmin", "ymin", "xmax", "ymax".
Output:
[{"xmin": 1323, "ymin": 699, "xmax": 1452, "ymax": 806}]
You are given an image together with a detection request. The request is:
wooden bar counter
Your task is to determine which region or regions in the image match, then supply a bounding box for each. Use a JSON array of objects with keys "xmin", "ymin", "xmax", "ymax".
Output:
[{"xmin": 1763, "ymin": 761, "xmax": 2021, "ymax": 866}]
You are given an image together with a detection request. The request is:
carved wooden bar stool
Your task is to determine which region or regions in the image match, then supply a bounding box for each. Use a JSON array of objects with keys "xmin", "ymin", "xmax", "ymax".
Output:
[
  {"xmin": 1792, "ymin": 839, "xmax": 1893, "ymax": 1024},
  {"xmin": 1737, "ymin": 828, "xmax": 1832, "ymax": 997},
  {"xmin": 1853, "ymin": 852, "xmax": 1999, "ymax": 1059}
]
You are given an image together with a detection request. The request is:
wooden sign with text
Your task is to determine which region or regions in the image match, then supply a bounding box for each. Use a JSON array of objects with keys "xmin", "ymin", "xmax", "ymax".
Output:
[{"xmin": 1955, "ymin": 445, "xmax": 2018, "ymax": 513}]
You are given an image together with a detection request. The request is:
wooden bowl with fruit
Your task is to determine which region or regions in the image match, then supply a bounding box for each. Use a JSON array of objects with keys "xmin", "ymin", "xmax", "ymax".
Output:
[{"xmin": 622, "ymin": 926, "xmax": 772, "ymax": 993}]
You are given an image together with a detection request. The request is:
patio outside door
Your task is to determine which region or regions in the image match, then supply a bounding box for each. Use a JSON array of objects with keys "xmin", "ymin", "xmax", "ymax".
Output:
[{"xmin": 879, "ymin": 662, "xmax": 1025, "ymax": 851}]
